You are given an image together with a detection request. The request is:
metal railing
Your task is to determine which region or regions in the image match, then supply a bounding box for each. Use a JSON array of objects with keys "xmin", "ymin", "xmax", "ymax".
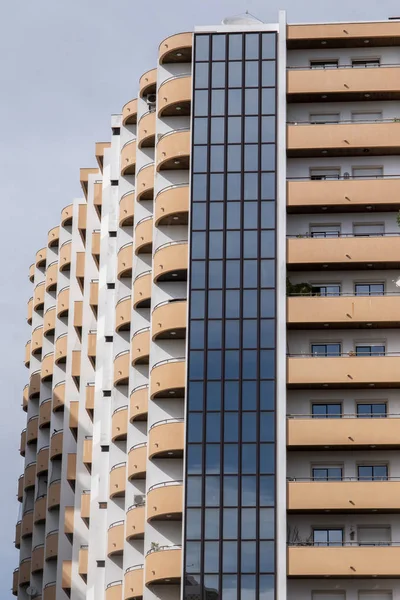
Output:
[
  {"xmin": 287, "ymin": 232, "xmax": 399, "ymax": 238},
  {"xmin": 151, "ymin": 356, "xmax": 185, "ymax": 370},
  {"xmin": 288, "ymin": 116, "xmax": 400, "ymax": 125},
  {"xmin": 110, "ymin": 462, "xmax": 126, "ymax": 472},
  {"xmin": 148, "ymin": 480, "xmax": 183, "ymax": 493},
  {"xmin": 288, "ymin": 291, "xmax": 400, "ymax": 297},
  {"xmin": 149, "ymin": 417, "xmax": 184, "ymax": 430},
  {"xmin": 287, "ymin": 413, "xmax": 396, "ymax": 419},
  {"xmin": 289, "ymin": 541, "xmax": 400, "ymax": 547},
  {"xmin": 288, "ymin": 351, "xmax": 399, "ymax": 358},
  {"xmin": 157, "ymin": 127, "xmax": 190, "ymax": 143},
  {"xmin": 146, "ymin": 544, "xmax": 182, "ymax": 556},
  {"xmin": 287, "ymin": 62, "xmax": 400, "ymax": 71}
]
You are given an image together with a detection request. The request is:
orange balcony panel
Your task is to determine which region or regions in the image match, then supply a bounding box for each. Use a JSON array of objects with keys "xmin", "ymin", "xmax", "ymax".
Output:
[
  {"xmin": 50, "ymin": 430, "xmax": 63, "ymax": 459},
  {"xmin": 29, "ymin": 370, "xmax": 41, "ymax": 398},
  {"xmin": 95, "ymin": 142, "xmax": 110, "ymax": 172},
  {"xmin": 108, "ymin": 522, "xmax": 124, "ymax": 556},
  {"xmin": 139, "ymin": 67, "xmax": 157, "ymax": 98},
  {"xmin": 128, "ymin": 444, "xmax": 147, "ymax": 480},
  {"xmin": 41, "ymin": 352, "xmax": 54, "ymax": 381},
  {"xmin": 155, "ymin": 184, "xmax": 189, "ymax": 226},
  {"xmin": 15, "ymin": 521, "xmax": 21, "ymax": 548},
  {"xmin": 72, "ymin": 350, "xmax": 81, "ymax": 378},
  {"xmin": 117, "ymin": 243, "xmax": 133, "ymax": 279},
  {"xmin": 137, "ymin": 163, "xmax": 155, "ymax": 201},
  {"xmin": 32, "ymin": 544, "xmax": 44, "ymax": 572},
  {"xmin": 80, "ymin": 168, "xmax": 98, "ymax": 198},
  {"xmin": 43, "ymin": 582, "xmax": 56, "ymax": 600},
  {"xmin": 24, "ymin": 463, "xmax": 36, "ymax": 490},
  {"xmin": 74, "ymin": 300, "xmax": 83, "ymax": 329},
  {"xmin": 69, "ymin": 401, "xmax": 79, "ymax": 430},
  {"xmin": 81, "ymin": 491, "xmax": 91, "ymax": 520},
  {"xmin": 150, "ymin": 359, "xmax": 186, "ymax": 398},
  {"xmin": 37, "ymin": 446, "xmax": 49, "ymax": 475},
  {"xmin": 34, "ymin": 494, "xmax": 47, "ymax": 524},
  {"xmin": 64, "ymin": 506, "xmax": 74, "ymax": 534},
  {"xmin": 106, "ymin": 581, "xmax": 123, "ymax": 600},
  {"xmin": 152, "ymin": 300, "xmax": 187, "ymax": 339},
  {"xmin": 90, "ymin": 280, "xmax": 99, "ymax": 308},
  {"xmin": 78, "ymin": 203, "xmax": 87, "ymax": 233},
  {"xmin": 55, "ymin": 334, "xmax": 68, "ymax": 364},
  {"xmin": 288, "ymin": 178, "xmax": 400, "ymax": 213},
  {"xmin": 48, "ymin": 480, "xmax": 61, "ymax": 510},
  {"xmin": 130, "ymin": 385, "xmax": 148, "ymax": 422},
  {"xmin": 109, "ymin": 463, "xmax": 126, "ymax": 498},
  {"xmin": 145, "ymin": 547, "xmax": 182, "ymax": 585},
  {"xmin": 158, "ymin": 75, "xmax": 192, "ymax": 117},
  {"xmin": 33, "ymin": 281, "xmax": 45, "ymax": 311},
  {"xmin": 45, "ymin": 531, "xmax": 58, "ymax": 561},
  {"xmin": 45, "ymin": 261, "xmax": 58, "ymax": 291},
  {"xmin": 19, "ymin": 429, "xmax": 26, "ymax": 456},
  {"xmin": 86, "ymin": 384, "xmax": 95, "ymax": 412},
  {"xmin": 149, "ymin": 420, "xmax": 184, "ymax": 459},
  {"xmin": 24, "ymin": 340, "xmax": 31, "ymax": 367},
  {"xmin": 133, "ymin": 272, "xmax": 151, "ymax": 308},
  {"xmin": 287, "ymin": 122, "xmax": 400, "ymax": 158},
  {"xmin": 131, "ymin": 328, "xmax": 150, "ymax": 365},
  {"xmin": 287, "ymin": 21, "xmax": 400, "ymax": 48},
  {"xmin": 48, "ymin": 225, "xmax": 60, "ymax": 248},
  {"xmin": 116, "ymin": 296, "xmax": 131, "ymax": 332},
  {"xmin": 147, "ymin": 482, "xmax": 183, "ymax": 522},
  {"xmin": 124, "ymin": 565, "xmax": 144, "ymax": 600},
  {"xmin": 78, "ymin": 547, "xmax": 88, "ymax": 575},
  {"xmin": 122, "ymin": 98, "xmax": 138, "ymax": 125},
  {"xmin": 27, "ymin": 297, "xmax": 33, "ymax": 324},
  {"xmin": 153, "ymin": 242, "xmax": 188, "ymax": 282},
  {"xmin": 83, "ymin": 438, "xmax": 93, "ymax": 466},
  {"xmin": 88, "ymin": 331, "xmax": 97, "ymax": 359},
  {"xmin": 59, "ymin": 240, "xmax": 72, "ymax": 272},
  {"xmin": 61, "ymin": 204, "xmax": 73, "ymax": 226},
  {"xmin": 287, "ymin": 236, "xmax": 400, "ymax": 270},
  {"xmin": 43, "ymin": 307, "xmax": 55, "ymax": 337},
  {"xmin": 36, "ymin": 247, "xmax": 47, "ymax": 268},
  {"xmin": 159, "ymin": 32, "xmax": 192, "ymax": 64},
  {"xmin": 19, "ymin": 558, "xmax": 31, "ymax": 585},
  {"xmin": 57, "ymin": 286, "xmax": 70, "ymax": 317},
  {"xmin": 126, "ymin": 505, "xmax": 145, "ymax": 540},
  {"xmin": 76, "ymin": 251, "xmax": 85, "ymax": 279},
  {"xmin": 12, "ymin": 569, "xmax": 19, "ymax": 595},
  {"xmin": 17, "ymin": 475, "xmax": 23, "ymax": 501},
  {"xmin": 23, "ymin": 385, "xmax": 28, "ymax": 412},
  {"xmin": 53, "ymin": 381, "xmax": 65, "ymax": 411},
  {"xmin": 157, "ymin": 130, "xmax": 190, "ymax": 171},
  {"xmin": 135, "ymin": 217, "xmax": 153, "ymax": 255},
  {"xmin": 114, "ymin": 351, "xmax": 130, "ymax": 386},
  {"xmin": 288, "ymin": 545, "xmax": 400, "ymax": 578},
  {"xmin": 288, "ymin": 355, "xmax": 400, "ymax": 389},
  {"xmin": 121, "ymin": 140, "xmax": 136, "ymax": 176},
  {"xmin": 119, "ymin": 191, "xmax": 135, "ymax": 226},
  {"xmin": 112, "ymin": 406, "xmax": 128, "ymax": 441},
  {"xmin": 39, "ymin": 398, "xmax": 51, "ymax": 429},
  {"xmin": 27, "ymin": 415, "xmax": 38, "ymax": 444},
  {"xmin": 62, "ymin": 560, "xmax": 72, "ymax": 589},
  {"xmin": 138, "ymin": 110, "xmax": 156, "ymax": 148},
  {"xmin": 92, "ymin": 230, "xmax": 100, "ymax": 258},
  {"xmin": 29, "ymin": 263, "xmax": 35, "ymax": 282},
  {"xmin": 67, "ymin": 453, "xmax": 77, "ymax": 482},
  {"xmin": 21, "ymin": 510, "xmax": 33, "ymax": 537}
]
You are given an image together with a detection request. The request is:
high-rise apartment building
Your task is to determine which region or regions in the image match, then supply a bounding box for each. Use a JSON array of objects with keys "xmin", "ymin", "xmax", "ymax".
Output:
[{"xmin": 13, "ymin": 11, "xmax": 400, "ymax": 600}]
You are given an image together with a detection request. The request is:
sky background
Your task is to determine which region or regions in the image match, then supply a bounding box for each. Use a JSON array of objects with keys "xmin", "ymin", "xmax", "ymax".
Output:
[{"xmin": 1, "ymin": 0, "xmax": 399, "ymax": 595}]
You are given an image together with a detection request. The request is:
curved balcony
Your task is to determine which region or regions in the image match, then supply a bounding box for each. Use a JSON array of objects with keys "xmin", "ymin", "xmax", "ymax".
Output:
[
  {"xmin": 112, "ymin": 406, "xmax": 128, "ymax": 441},
  {"xmin": 29, "ymin": 370, "xmax": 41, "ymax": 399},
  {"xmin": 69, "ymin": 401, "xmax": 79, "ymax": 430},
  {"xmin": 81, "ymin": 490, "xmax": 90, "ymax": 521},
  {"xmin": 33, "ymin": 281, "xmax": 45, "ymax": 311},
  {"xmin": 155, "ymin": 183, "xmax": 189, "ymax": 226},
  {"xmin": 114, "ymin": 350, "xmax": 130, "ymax": 386},
  {"xmin": 53, "ymin": 381, "xmax": 65, "ymax": 411},
  {"xmin": 145, "ymin": 546, "xmax": 182, "ymax": 586},
  {"xmin": 152, "ymin": 300, "xmax": 187, "ymax": 340},
  {"xmin": 65, "ymin": 506, "xmax": 74, "ymax": 534},
  {"xmin": 61, "ymin": 204, "xmax": 73, "ymax": 226},
  {"xmin": 21, "ymin": 509, "xmax": 33, "ymax": 538},
  {"xmin": 86, "ymin": 383, "xmax": 95, "ymax": 413},
  {"xmin": 136, "ymin": 163, "xmax": 155, "ymax": 201},
  {"xmin": 83, "ymin": 436, "xmax": 92, "ymax": 468},
  {"xmin": 159, "ymin": 32, "xmax": 192, "ymax": 64},
  {"xmin": 43, "ymin": 582, "xmax": 56, "ymax": 600},
  {"xmin": 122, "ymin": 98, "xmax": 138, "ymax": 125},
  {"xmin": 117, "ymin": 242, "xmax": 133, "ymax": 279},
  {"xmin": 15, "ymin": 521, "xmax": 21, "ymax": 548},
  {"xmin": 115, "ymin": 296, "xmax": 131, "ymax": 331},
  {"xmin": 17, "ymin": 474, "xmax": 23, "ymax": 501},
  {"xmin": 158, "ymin": 75, "xmax": 191, "ymax": 117},
  {"xmin": 24, "ymin": 462, "xmax": 36, "ymax": 490},
  {"xmin": 72, "ymin": 350, "xmax": 81, "ymax": 379},
  {"xmin": 32, "ymin": 543, "xmax": 44, "ymax": 572},
  {"xmin": 24, "ymin": 340, "xmax": 31, "ymax": 367},
  {"xmin": 12, "ymin": 568, "xmax": 18, "ymax": 596},
  {"xmin": 88, "ymin": 330, "xmax": 97, "ymax": 363},
  {"xmin": 19, "ymin": 557, "xmax": 31, "ymax": 585},
  {"xmin": 119, "ymin": 191, "xmax": 135, "ymax": 226},
  {"xmin": 130, "ymin": 384, "xmax": 148, "ymax": 422},
  {"xmin": 76, "ymin": 251, "xmax": 85, "ymax": 281},
  {"xmin": 50, "ymin": 430, "xmax": 63, "ymax": 459},
  {"xmin": 124, "ymin": 565, "xmax": 144, "ymax": 600},
  {"xmin": 149, "ymin": 419, "xmax": 184, "ymax": 459},
  {"xmin": 128, "ymin": 443, "xmax": 147, "ymax": 480},
  {"xmin": 139, "ymin": 68, "xmax": 157, "ymax": 98},
  {"xmin": 22, "ymin": 385, "xmax": 28, "ymax": 412},
  {"xmin": 131, "ymin": 327, "xmax": 150, "ymax": 365},
  {"xmin": 41, "ymin": 352, "xmax": 54, "ymax": 381},
  {"xmin": 37, "ymin": 446, "xmax": 49, "ymax": 475},
  {"xmin": 67, "ymin": 453, "xmax": 77, "ymax": 483},
  {"xmin": 147, "ymin": 481, "xmax": 183, "ymax": 522},
  {"xmin": 57, "ymin": 286, "xmax": 69, "ymax": 317},
  {"xmin": 43, "ymin": 307, "xmax": 55, "ymax": 337},
  {"xmin": 62, "ymin": 559, "xmax": 72, "ymax": 589},
  {"xmin": 36, "ymin": 247, "xmax": 47, "ymax": 268},
  {"xmin": 32, "ymin": 326, "xmax": 43, "ymax": 354},
  {"xmin": 48, "ymin": 225, "xmax": 60, "ymax": 248},
  {"xmin": 27, "ymin": 297, "xmax": 33, "ymax": 324},
  {"xmin": 39, "ymin": 399, "xmax": 51, "ymax": 428},
  {"xmin": 121, "ymin": 140, "xmax": 136, "ymax": 176},
  {"xmin": 135, "ymin": 216, "xmax": 153, "ymax": 255},
  {"xmin": 55, "ymin": 333, "xmax": 68, "ymax": 364},
  {"xmin": 157, "ymin": 129, "xmax": 190, "ymax": 171},
  {"xmin": 150, "ymin": 358, "xmax": 186, "ymax": 398},
  {"xmin": 108, "ymin": 521, "xmax": 124, "ymax": 556},
  {"xmin": 45, "ymin": 530, "xmax": 59, "ymax": 560},
  {"xmin": 153, "ymin": 241, "xmax": 188, "ymax": 281},
  {"xmin": 59, "ymin": 240, "xmax": 72, "ymax": 272},
  {"xmin": 34, "ymin": 494, "xmax": 47, "ymax": 524},
  {"xmin": 109, "ymin": 462, "xmax": 126, "ymax": 498},
  {"xmin": 133, "ymin": 271, "xmax": 151, "ymax": 308},
  {"xmin": 48, "ymin": 480, "xmax": 61, "ymax": 510},
  {"xmin": 126, "ymin": 504, "xmax": 145, "ymax": 540},
  {"xmin": 138, "ymin": 110, "xmax": 156, "ymax": 148},
  {"xmin": 45, "ymin": 261, "xmax": 58, "ymax": 291},
  {"xmin": 19, "ymin": 429, "xmax": 26, "ymax": 456},
  {"xmin": 29, "ymin": 263, "xmax": 35, "ymax": 282},
  {"xmin": 92, "ymin": 230, "xmax": 100, "ymax": 261},
  {"xmin": 26, "ymin": 415, "xmax": 38, "ymax": 444}
]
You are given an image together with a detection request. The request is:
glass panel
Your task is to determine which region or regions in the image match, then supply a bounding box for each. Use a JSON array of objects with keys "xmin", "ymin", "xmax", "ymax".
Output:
[
  {"xmin": 212, "ymin": 61, "xmax": 226, "ymax": 88},
  {"xmin": 195, "ymin": 62, "xmax": 209, "ymax": 89},
  {"xmin": 211, "ymin": 117, "xmax": 225, "ymax": 144},
  {"xmin": 205, "ymin": 508, "xmax": 220, "ymax": 539},
  {"xmin": 229, "ymin": 61, "xmax": 242, "ymax": 87},
  {"xmin": 186, "ymin": 508, "xmax": 202, "ymax": 539},
  {"xmin": 196, "ymin": 35, "xmax": 210, "ymax": 61},
  {"xmin": 212, "ymin": 34, "xmax": 226, "ymax": 60},
  {"xmin": 223, "ymin": 542, "xmax": 238, "ymax": 572},
  {"xmin": 186, "ymin": 541, "xmax": 201, "ymax": 572},
  {"xmin": 194, "ymin": 118, "xmax": 208, "ymax": 144}
]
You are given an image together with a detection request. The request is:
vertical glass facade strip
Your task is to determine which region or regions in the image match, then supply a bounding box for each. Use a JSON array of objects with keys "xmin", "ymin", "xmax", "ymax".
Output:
[{"xmin": 185, "ymin": 31, "xmax": 278, "ymax": 600}]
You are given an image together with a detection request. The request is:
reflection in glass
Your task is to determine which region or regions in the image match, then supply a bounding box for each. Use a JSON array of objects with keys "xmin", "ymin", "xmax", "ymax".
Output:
[
  {"xmin": 187, "ymin": 476, "xmax": 202, "ymax": 506},
  {"xmin": 241, "ymin": 575, "xmax": 256, "ymax": 600},
  {"xmin": 261, "ymin": 260, "xmax": 275, "ymax": 288},
  {"xmin": 209, "ymin": 231, "xmax": 223, "ymax": 258},
  {"xmin": 206, "ymin": 476, "xmax": 220, "ymax": 506},
  {"xmin": 207, "ymin": 381, "xmax": 222, "ymax": 412},
  {"xmin": 262, "ymin": 61, "xmax": 276, "ymax": 87},
  {"xmin": 229, "ymin": 34, "xmax": 243, "ymax": 60},
  {"xmin": 223, "ymin": 575, "xmax": 238, "ymax": 600},
  {"xmin": 208, "ymin": 319, "xmax": 222, "ymax": 349},
  {"xmin": 189, "ymin": 350, "xmax": 204, "ymax": 379},
  {"xmin": 259, "ymin": 575, "xmax": 275, "ymax": 600},
  {"xmin": 245, "ymin": 61, "xmax": 259, "ymax": 87},
  {"xmin": 192, "ymin": 174, "xmax": 207, "ymax": 201},
  {"xmin": 210, "ymin": 146, "xmax": 225, "ymax": 173},
  {"xmin": 207, "ymin": 350, "xmax": 222, "ymax": 380},
  {"xmin": 186, "ymin": 508, "xmax": 202, "ymax": 539},
  {"xmin": 212, "ymin": 62, "xmax": 226, "ymax": 88},
  {"xmin": 227, "ymin": 145, "xmax": 242, "ymax": 172},
  {"xmin": 194, "ymin": 118, "xmax": 208, "ymax": 144},
  {"xmin": 205, "ymin": 508, "xmax": 220, "ymax": 539},
  {"xmin": 226, "ymin": 231, "xmax": 241, "ymax": 258},
  {"xmin": 187, "ymin": 444, "xmax": 202, "ymax": 474},
  {"xmin": 224, "ymin": 443, "xmax": 239, "ymax": 474},
  {"xmin": 245, "ymin": 116, "xmax": 259, "ymax": 143},
  {"xmin": 242, "ymin": 508, "xmax": 257, "ymax": 539},
  {"xmin": 212, "ymin": 34, "xmax": 226, "ymax": 60},
  {"xmin": 260, "ymin": 508, "xmax": 275, "ymax": 539},
  {"xmin": 224, "ymin": 413, "xmax": 239, "ymax": 442},
  {"xmin": 191, "ymin": 290, "xmax": 205, "ymax": 319},
  {"xmin": 210, "ymin": 174, "xmax": 224, "ymax": 201},
  {"xmin": 260, "ymin": 412, "xmax": 275, "ymax": 441},
  {"xmin": 206, "ymin": 444, "xmax": 221, "ymax": 474},
  {"xmin": 209, "ymin": 203, "xmax": 224, "ymax": 230},
  {"xmin": 192, "ymin": 203, "xmax": 207, "ymax": 230},
  {"xmin": 223, "ymin": 541, "xmax": 238, "ymax": 572},
  {"xmin": 212, "ymin": 89, "xmax": 225, "ymax": 116},
  {"xmin": 226, "ymin": 290, "xmax": 240, "ymax": 318},
  {"xmin": 211, "ymin": 117, "xmax": 225, "ymax": 144},
  {"xmin": 261, "ymin": 173, "xmax": 275, "ymax": 200},
  {"xmin": 188, "ymin": 412, "xmax": 203, "ymax": 443},
  {"xmin": 208, "ymin": 260, "xmax": 223, "ymax": 289},
  {"xmin": 242, "ymin": 444, "xmax": 257, "ymax": 473},
  {"xmin": 186, "ymin": 541, "xmax": 201, "ymax": 572},
  {"xmin": 223, "ymin": 508, "xmax": 238, "ymax": 539},
  {"xmin": 225, "ymin": 350, "xmax": 240, "ymax": 379},
  {"xmin": 194, "ymin": 90, "xmax": 209, "ymax": 116},
  {"xmin": 245, "ymin": 89, "xmax": 259, "ymax": 115},
  {"xmin": 224, "ymin": 476, "xmax": 238, "ymax": 506},
  {"xmin": 261, "ymin": 144, "xmax": 276, "ymax": 171},
  {"xmin": 226, "ymin": 260, "xmax": 241, "ymax": 288},
  {"xmin": 262, "ymin": 34, "xmax": 276, "ymax": 59},
  {"xmin": 260, "ymin": 475, "xmax": 274, "ymax": 505},
  {"xmin": 204, "ymin": 542, "xmax": 219, "ymax": 573},
  {"xmin": 229, "ymin": 61, "xmax": 242, "ymax": 87},
  {"xmin": 245, "ymin": 145, "xmax": 259, "ymax": 171},
  {"xmin": 188, "ymin": 381, "xmax": 204, "ymax": 411},
  {"xmin": 228, "ymin": 116, "xmax": 242, "ymax": 143},
  {"xmin": 225, "ymin": 381, "xmax": 239, "ymax": 410},
  {"xmin": 260, "ymin": 443, "xmax": 275, "ymax": 474},
  {"xmin": 206, "ymin": 413, "xmax": 221, "ymax": 442},
  {"xmin": 190, "ymin": 320, "xmax": 204, "ymax": 349},
  {"xmin": 260, "ymin": 541, "xmax": 275, "ymax": 572},
  {"xmin": 228, "ymin": 89, "xmax": 242, "ymax": 115},
  {"xmin": 262, "ymin": 88, "xmax": 276, "ymax": 114},
  {"xmin": 195, "ymin": 62, "xmax": 209, "ymax": 89},
  {"xmin": 241, "ymin": 541, "xmax": 256, "ymax": 572},
  {"xmin": 246, "ymin": 33, "xmax": 259, "ymax": 59},
  {"xmin": 196, "ymin": 35, "xmax": 210, "ymax": 61},
  {"xmin": 193, "ymin": 146, "xmax": 208, "ymax": 173}
]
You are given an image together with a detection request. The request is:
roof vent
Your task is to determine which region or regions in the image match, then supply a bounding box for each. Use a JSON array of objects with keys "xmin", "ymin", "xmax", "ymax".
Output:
[{"xmin": 222, "ymin": 11, "xmax": 264, "ymax": 25}]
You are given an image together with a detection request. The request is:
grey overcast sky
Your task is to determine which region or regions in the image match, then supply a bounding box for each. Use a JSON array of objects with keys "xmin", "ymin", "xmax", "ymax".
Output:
[{"xmin": 1, "ymin": 0, "xmax": 398, "ymax": 595}]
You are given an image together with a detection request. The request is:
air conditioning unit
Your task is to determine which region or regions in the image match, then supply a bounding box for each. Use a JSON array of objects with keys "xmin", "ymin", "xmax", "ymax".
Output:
[
  {"xmin": 134, "ymin": 494, "xmax": 145, "ymax": 506},
  {"xmin": 146, "ymin": 94, "xmax": 157, "ymax": 107},
  {"xmin": 343, "ymin": 172, "xmax": 350, "ymax": 179}
]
